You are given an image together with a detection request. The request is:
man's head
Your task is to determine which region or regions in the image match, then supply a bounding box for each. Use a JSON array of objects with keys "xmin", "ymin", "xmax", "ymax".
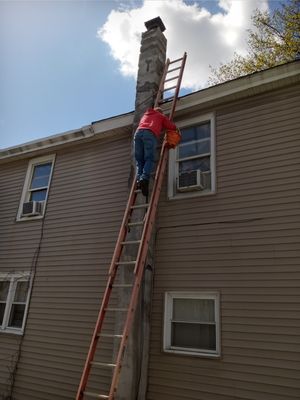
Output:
[{"xmin": 154, "ymin": 107, "xmax": 163, "ymax": 114}]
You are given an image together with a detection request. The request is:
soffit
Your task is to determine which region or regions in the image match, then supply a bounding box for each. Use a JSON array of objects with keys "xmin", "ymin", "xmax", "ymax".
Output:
[{"xmin": 0, "ymin": 113, "xmax": 134, "ymax": 164}]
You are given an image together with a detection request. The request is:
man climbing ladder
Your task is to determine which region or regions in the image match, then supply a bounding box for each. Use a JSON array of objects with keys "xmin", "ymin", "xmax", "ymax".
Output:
[
  {"xmin": 76, "ymin": 51, "xmax": 186, "ymax": 400},
  {"xmin": 134, "ymin": 106, "xmax": 177, "ymax": 196}
]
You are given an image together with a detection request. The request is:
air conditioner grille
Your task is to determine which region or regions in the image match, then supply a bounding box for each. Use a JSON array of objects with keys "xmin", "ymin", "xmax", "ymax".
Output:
[
  {"xmin": 22, "ymin": 201, "xmax": 42, "ymax": 216},
  {"xmin": 177, "ymin": 170, "xmax": 204, "ymax": 192},
  {"xmin": 178, "ymin": 171, "xmax": 198, "ymax": 188}
]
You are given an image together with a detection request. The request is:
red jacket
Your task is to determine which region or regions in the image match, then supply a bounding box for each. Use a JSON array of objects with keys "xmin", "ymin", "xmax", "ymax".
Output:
[{"xmin": 137, "ymin": 109, "xmax": 177, "ymax": 138}]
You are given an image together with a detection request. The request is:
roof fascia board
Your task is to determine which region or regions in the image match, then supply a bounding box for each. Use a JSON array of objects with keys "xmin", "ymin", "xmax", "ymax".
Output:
[
  {"xmin": 175, "ymin": 62, "xmax": 300, "ymax": 114},
  {"xmin": 92, "ymin": 113, "xmax": 134, "ymax": 135},
  {"xmin": 0, "ymin": 113, "xmax": 134, "ymax": 162},
  {"xmin": 0, "ymin": 126, "xmax": 93, "ymax": 161}
]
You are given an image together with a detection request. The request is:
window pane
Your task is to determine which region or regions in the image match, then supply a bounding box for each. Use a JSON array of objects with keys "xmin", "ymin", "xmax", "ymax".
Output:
[
  {"xmin": 178, "ymin": 139, "xmax": 210, "ymax": 159},
  {"xmin": 14, "ymin": 281, "xmax": 29, "ymax": 302},
  {"xmin": 179, "ymin": 157, "xmax": 210, "ymax": 173},
  {"xmin": 181, "ymin": 123, "xmax": 210, "ymax": 143},
  {"xmin": 173, "ymin": 298, "xmax": 215, "ymax": 322},
  {"xmin": 32, "ymin": 163, "xmax": 52, "ymax": 178},
  {"xmin": 8, "ymin": 304, "xmax": 25, "ymax": 328},
  {"xmin": 0, "ymin": 281, "xmax": 9, "ymax": 301},
  {"xmin": 31, "ymin": 176, "xmax": 49, "ymax": 189},
  {"xmin": 30, "ymin": 163, "xmax": 52, "ymax": 189},
  {"xmin": 0, "ymin": 303, "xmax": 5, "ymax": 325},
  {"xmin": 30, "ymin": 189, "xmax": 47, "ymax": 201},
  {"xmin": 171, "ymin": 322, "xmax": 216, "ymax": 350}
]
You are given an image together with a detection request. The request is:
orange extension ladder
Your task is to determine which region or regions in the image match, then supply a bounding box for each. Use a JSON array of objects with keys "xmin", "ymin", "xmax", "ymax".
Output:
[{"xmin": 76, "ymin": 52, "xmax": 187, "ymax": 400}]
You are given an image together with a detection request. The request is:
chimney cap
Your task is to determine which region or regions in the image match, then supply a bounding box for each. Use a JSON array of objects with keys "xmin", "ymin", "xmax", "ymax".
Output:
[{"xmin": 144, "ymin": 17, "xmax": 166, "ymax": 32}]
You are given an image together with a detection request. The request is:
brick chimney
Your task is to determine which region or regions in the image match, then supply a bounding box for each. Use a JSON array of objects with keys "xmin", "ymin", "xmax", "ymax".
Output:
[
  {"xmin": 116, "ymin": 17, "xmax": 167, "ymax": 400},
  {"xmin": 132, "ymin": 16, "xmax": 167, "ymax": 130}
]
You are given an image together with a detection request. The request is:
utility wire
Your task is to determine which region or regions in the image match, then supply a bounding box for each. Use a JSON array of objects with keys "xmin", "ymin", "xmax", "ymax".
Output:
[
  {"xmin": 6, "ymin": 215, "xmax": 46, "ymax": 400},
  {"xmin": 5, "ymin": 170, "xmax": 54, "ymax": 399}
]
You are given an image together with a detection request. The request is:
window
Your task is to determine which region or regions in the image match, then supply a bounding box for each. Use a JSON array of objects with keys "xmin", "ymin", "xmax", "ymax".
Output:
[
  {"xmin": 164, "ymin": 292, "xmax": 220, "ymax": 357},
  {"xmin": 17, "ymin": 154, "xmax": 55, "ymax": 220},
  {"xmin": 168, "ymin": 113, "xmax": 215, "ymax": 199},
  {"xmin": 0, "ymin": 273, "xmax": 31, "ymax": 334}
]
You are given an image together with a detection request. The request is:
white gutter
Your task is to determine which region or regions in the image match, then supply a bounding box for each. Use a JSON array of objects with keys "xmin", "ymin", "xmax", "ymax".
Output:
[
  {"xmin": 0, "ymin": 113, "xmax": 134, "ymax": 162},
  {"xmin": 170, "ymin": 61, "xmax": 300, "ymax": 115}
]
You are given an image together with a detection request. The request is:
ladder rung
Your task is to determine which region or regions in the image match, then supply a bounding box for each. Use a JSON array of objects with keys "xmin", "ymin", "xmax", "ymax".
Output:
[
  {"xmin": 91, "ymin": 362, "xmax": 116, "ymax": 368},
  {"xmin": 84, "ymin": 392, "xmax": 109, "ymax": 399},
  {"xmin": 167, "ymin": 66, "xmax": 181, "ymax": 73},
  {"xmin": 134, "ymin": 189, "xmax": 142, "ymax": 193},
  {"xmin": 165, "ymin": 75, "xmax": 179, "ymax": 83},
  {"xmin": 113, "ymin": 283, "xmax": 133, "ymax": 288},
  {"xmin": 163, "ymin": 85, "xmax": 177, "ymax": 92},
  {"xmin": 127, "ymin": 221, "xmax": 144, "ymax": 227},
  {"xmin": 115, "ymin": 261, "xmax": 136, "ymax": 265},
  {"xmin": 121, "ymin": 240, "xmax": 141, "ymax": 245},
  {"xmin": 169, "ymin": 56, "xmax": 184, "ymax": 64},
  {"xmin": 105, "ymin": 307, "xmax": 128, "ymax": 312},
  {"xmin": 99, "ymin": 333, "xmax": 123, "ymax": 339},
  {"xmin": 131, "ymin": 204, "xmax": 149, "ymax": 209},
  {"xmin": 159, "ymin": 96, "xmax": 173, "ymax": 103}
]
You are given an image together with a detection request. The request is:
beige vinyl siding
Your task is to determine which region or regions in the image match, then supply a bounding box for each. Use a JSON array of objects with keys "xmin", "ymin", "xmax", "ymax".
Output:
[
  {"xmin": 0, "ymin": 335, "xmax": 22, "ymax": 397},
  {"xmin": 0, "ymin": 161, "xmax": 40, "ymax": 396},
  {"xmin": 0, "ymin": 133, "xmax": 131, "ymax": 399},
  {"xmin": 147, "ymin": 85, "xmax": 300, "ymax": 399},
  {"xmin": 1, "ymin": 74, "xmax": 299, "ymax": 400}
]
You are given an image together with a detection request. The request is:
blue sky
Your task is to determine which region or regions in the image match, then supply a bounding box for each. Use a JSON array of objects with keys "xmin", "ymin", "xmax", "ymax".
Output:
[{"xmin": 0, "ymin": 0, "xmax": 283, "ymax": 149}]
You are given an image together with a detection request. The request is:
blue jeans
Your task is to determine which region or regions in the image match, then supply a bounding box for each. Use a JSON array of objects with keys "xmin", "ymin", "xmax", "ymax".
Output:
[{"xmin": 134, "ymin": 129, "xmax": 158, "ymax": 181}]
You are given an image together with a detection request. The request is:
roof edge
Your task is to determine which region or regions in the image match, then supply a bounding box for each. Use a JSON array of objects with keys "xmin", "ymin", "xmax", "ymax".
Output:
[
  {"xmin": 0, "ymin": 112, "xmax": 134, "ymax": 162},
  {"xmin": 1, "ymin": 61, "xmax": 299, "ymax": 162},
  {"xmin": 174, "ymin": 61, "xmax": 300, "ymax": 114}
]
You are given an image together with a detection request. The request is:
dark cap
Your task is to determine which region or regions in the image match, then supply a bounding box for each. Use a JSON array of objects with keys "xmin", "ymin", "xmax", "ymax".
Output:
[{"xmin": 144, "ymin": 17, "xmax": 166, "ymax": 32}]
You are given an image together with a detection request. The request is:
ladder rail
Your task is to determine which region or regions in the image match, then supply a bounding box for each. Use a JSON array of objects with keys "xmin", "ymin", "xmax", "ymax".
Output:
[
  {"xmin": 109, "ymin": 141, "xmax": 169, "ymax": 398},
  {"xmin": 76, "ymin": 176, "xmax": 138, "ymax": 400},
  {"xmin": 154, "ymin": 52, "xmax": 187, "ymax": 119},
  {"xmin": 107, "ymin": 89, "xmax": 175, "ymax": 393},
  {"xmin": 108, "ymin": 177, "xmax": 138, "ymax": 275},
  {"xmin": 76, "ymin": 273, "xmax": 115, "ymax": 400},
  {"xmin": 76, "ymin": 52, "xmax": 187, "ymax": 400},
  {"xmin": 134, "ymin": 141, "xmax": 168, "ymax": 276},
  {"xmin": 169, "ymin": 51, "xmax": 187, "ymax": 119},
  {"xmin": 154, "ymin": 58, "xmax": 170, "ymax": 109}
]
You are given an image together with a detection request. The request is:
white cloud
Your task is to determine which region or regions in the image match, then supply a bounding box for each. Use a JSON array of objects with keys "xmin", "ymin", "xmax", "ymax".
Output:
[{"xmin": 98, "ymin": 0, "xmax": 269, "ymax": 89}]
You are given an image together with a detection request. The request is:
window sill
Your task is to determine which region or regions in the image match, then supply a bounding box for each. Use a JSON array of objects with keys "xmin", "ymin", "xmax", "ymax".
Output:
[
  {"xmin": 164, "ymin": 348, "xmax": 220, "ymax": 358},
  {"xmin": 16, "ymin": 215, "xmax": 44, "ymax": 223},
  {"xmin": 0, "ymin": 328, "xmax": 24, "ymax": 336},
  {"xmin": 168, "ymin": 189, "xmax": 216, "ymax": 201}
]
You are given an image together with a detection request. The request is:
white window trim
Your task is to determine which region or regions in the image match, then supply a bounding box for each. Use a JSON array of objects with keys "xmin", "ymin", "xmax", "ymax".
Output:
[
  {"xmin": 168, "ymin": 113, "xmax": 216, "ymax": 200},
  {"xmin": 17, "ymin": 154, "xmax": 56, "ymax": 221},
  {"xmin": 164, "ymin": 291, "xmax": 221, "ymax": 358},
  {"xmin": 0, "ymin": 272, "xmax": 32, "ymax": 335}
]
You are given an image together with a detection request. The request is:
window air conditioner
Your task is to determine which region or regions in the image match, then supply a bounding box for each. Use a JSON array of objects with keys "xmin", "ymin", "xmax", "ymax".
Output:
[
  {"xmin": 22, "ymin": 201, "xmax": 43, "ymax": 217},
  {"xmin": 177, "ymin": 170, "xmax": 204, "ymax": 192}
]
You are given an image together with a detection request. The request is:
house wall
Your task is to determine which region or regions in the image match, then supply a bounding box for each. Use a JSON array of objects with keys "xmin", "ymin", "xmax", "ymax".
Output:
[
  {"xmin": 0, "ymin": 132, "xmax": 132, "ymax": 399},
  {"xmin": 1, "ymin": 81, "xmax": 299, "ymax": 400},
  {"xmin": 147, "ymin": 84, "xmax": 300, "ymax": 400}
]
